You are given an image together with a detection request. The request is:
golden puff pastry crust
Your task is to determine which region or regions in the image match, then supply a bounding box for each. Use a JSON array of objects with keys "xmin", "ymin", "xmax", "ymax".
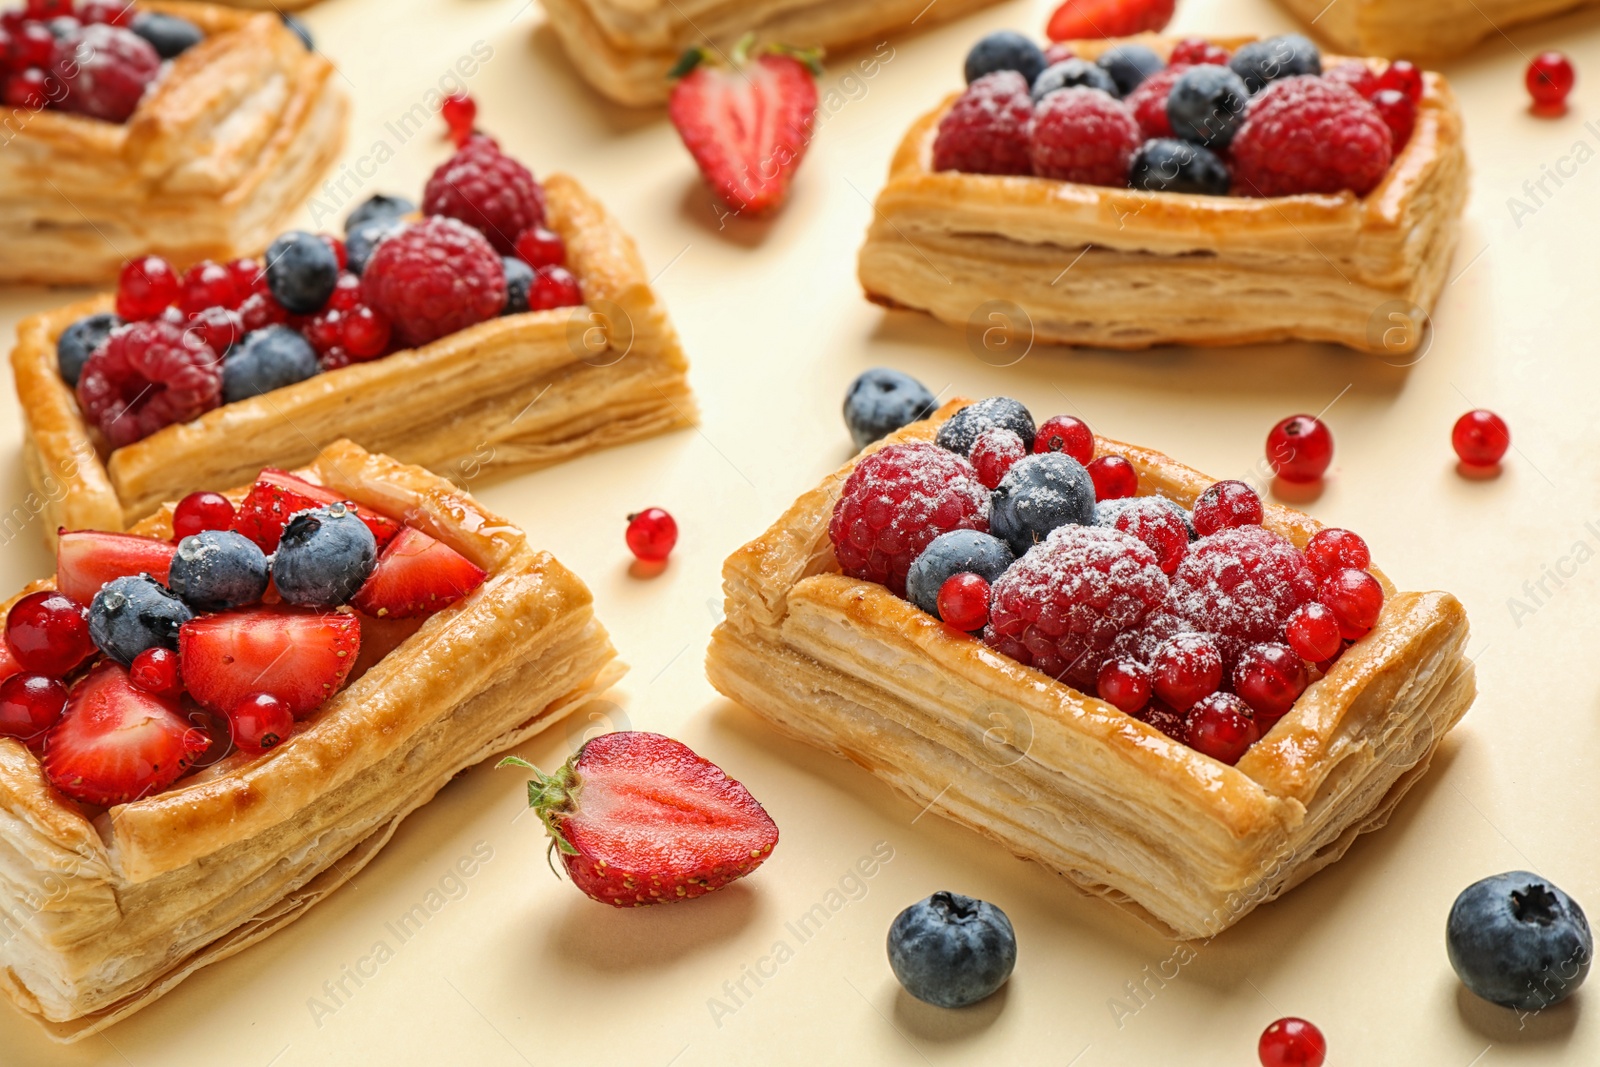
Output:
[
  {"xmin": 539, "ymin": 0, "xmax": 1002, "ymax": 107},
  {"xmin": 11, "ymin": 173, "xmax": 698, "ymax": 547},
  {"xmin": 0, "ymin": 441, "xmax": 626, "ymax": 1041},
  {"xmin": 706, "ymin": 400, "xmax": 1475, "ymax": 940},
  {"xmin": 1278, "ymin": 0, "xmax": 1600, "ymax": 60},
  {"xmin": 0, "ymin": 1, "xmax": 346, "ymax": 285},
  {"xmin": 857, "ymin": 35, "xmax": 1469, "ymax": 355}
]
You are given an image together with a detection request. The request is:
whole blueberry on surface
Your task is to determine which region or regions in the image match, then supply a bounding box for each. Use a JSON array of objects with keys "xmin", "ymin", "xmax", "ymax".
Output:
[
  {"xmin": 1448, "ymin": 871, "xmax": 1592, "ymax": 1011},
  {"xmin": 89, "ymin": 575, "xmax": 193, "ymax": 666},
  {"xmin": 1229, "ymin": 34, "xmax": 1321, "ymax": 94},
  {"xmin": 1095, "ymin": 495, "xmax": 1197, "ymax": 540},
  {"xmin": 280, "ymin": 12, "xmax": 313, "ymax": 49},
  {"xmin": 989, "ymin": 453, "xmax": 1096, "ymax": 555},
  {"xmin": 130, "ymin": 12, "xmax": 203, "ymax": 58},
  {"xmin": 1129, "ymin": 138, "xmax": 1231, "ymax": 196},
  {"xmin": 843, "ymin": 368, "xmax": 937, "ymax": 450},
  {"xmin": 345, "ymin": 217, "xmax": 404, "ymax": 276},
  {"xmin": 272, "ymin": 504, "xmax": 377, "ymax": 607},
  {"xmin": 1168, "ymin": 65, "xmax": 1250, "ymax": 148},
  {"xmin": 167, "ymin": 530, "xmax": 270, "ymax": 612},
  {"xmin": 264, "ymin": 231, "xmax": 339, "ymax": 314},
  {"xmin": 344, "ymin": 193, "xmax": 415, "ymax": 235},
  {"xmin": 56, "ymin": 312, "xmax": 122, "ymax": 386},
  {"xmin": 888, "ymin": 891, "xmax": 1016, "ymax": 1008},
  {"xmin": 502, "ymin": 256, "xmax": 535, "ymax": 315},
  {"xmin": 1032, "ymin": 58, "xmax": 1120, "ymax": 101},
  {"xmin": 906, "ymin": 531, "xmax": 1015, "ymax": 618},
  {"xmin": 935, "ymin": 397, "xmax": 1036, "ymax": 457},
  {"xmin": 1097, "ymin": 44, "xmax": 1165, "ymax": 95},
  {"xmin": 964, "ymin": 31, "xmax": 1047, "ymax": 86},
  {"xmin": 222, "ymin": 326, "xmax": 320, "ymax": 403}
]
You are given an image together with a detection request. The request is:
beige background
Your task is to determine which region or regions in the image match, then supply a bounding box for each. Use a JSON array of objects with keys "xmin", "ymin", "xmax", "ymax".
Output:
[{"xmin": 2, "ymin": 0, "xmax": 1598, "ymax": 1061}]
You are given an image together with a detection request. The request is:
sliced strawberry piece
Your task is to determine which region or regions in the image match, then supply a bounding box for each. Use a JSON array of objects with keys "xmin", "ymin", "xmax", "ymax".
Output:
[
  {"xmin": 668, "ymin": 48, "xmax": 818, "ymax": 214},
  {"xmin": 231, "ymin": 468, "xmax": 400, "ymax": 553},
  {"xmin": 503, "ymin": 731, "xmax": 779, "ymax": 907},
  {"xmin": 179, "ymin": 606, "xmax": 361, "ymax": 719},
  {"xmin": 55, "ymin": 529, "xmax": 177, "ymax": 606},
  {"xmin": 42, "ymin": 661, "xmax": 208, "ymax": 807},
  {"xmin": 349, "ymin": 612, "xmax": 427, "ymax": 681},
  {"xmin": 349, "ymin": 527, "xmax": 487, "ymax": 619},
  {"xmin": 1046, "ymin": 0, "xmax": 1176, "ymax": 41}
]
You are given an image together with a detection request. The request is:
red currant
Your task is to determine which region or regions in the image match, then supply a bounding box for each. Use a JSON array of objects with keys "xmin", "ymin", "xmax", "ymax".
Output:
[
  {"xmin": 129, "ymin": 647, "xmax": 182, "ymax": 698},
  {"xmin": 322, "ymin": 234, "xmax": 347, "ymax": 271},
  {"xmin": 1527, "ymin": 51, "xmax": 1575, "ymax": 111},
  {"xmin": 1259, "ymin": 1017, "xmax": 1326, "ymax": 1067},
  {"xmin": 1086, "ymin": 455, "xmax": 1138, "ymax": 501},
  {"xmin": 26, "ymin": 0, "xmax": 71, "ymax": 18},
  {"xmin": 1452, "ymin": 409, "xmax": 1510, "ymax": 467},
  {"xmin": 0, "ymin": 673, "xmax": 67, "ymax": 746},
  {"xmin": 970, "ymin": 428, "xmax": 1026, "ymax": 489},
  {"xmin": 1370, "ymin": 88, "xmax": 1416, "ymax": 151},
  {"xmin": 515, "ymin": 226, "xmax": 567, "ymax": 269},
  {"xmin": 172, "ymin": 490, "xmax": 235, "ymax": 540},
  {"xmin": 1096, "ymin": 658, "xmax": 1151, "ymax": 714},
  {"xmin": 303, "ymin": 309, "xmax": 343, "ymax": 356},
  {"xmin": 1033, "ymin": 414, "xmax": 1094, "ymax": 464},
  {"xmin": 226, "ymin": 256, "xmax": 266, "ymax": 296},
  {"xmin": 1266, "ymin": 415, "xmax": 1333, "ymax": 484},
  {"xmin": 5, "ymin": 590, "xmax": 94, "ymax": 677},
  {"xmin": 1151, "ymin": 633, "xmax": 1223, "ymax": 711},
  {"xmin": 441, "ymin": 91, "xmax": 477, "ymax": 147},
  {"xmin": 178, "ymin": 260, "xmax": 239, "ymax": 315},
  {"xmin": 186, "ymin": 306, "xmax": 242, "ymax": 354},
  {"xmin": 77, "ymin": 0, "xmax": 131, "ymax": 25},
  {"xmin": 3, "ymin": 68, "xmax": 48, "ymax": 109},
  {"xmin": 1285, "ymin": 602, "xmax": 1342, "ymax": 663},
  {"xmin": 1303, "ymin": 528, "xmax": 1370, "ymax": 580},
  {"xmin": 530, "ymin": 265, "xmax": 584, "ymax": 311},
  {"xmin": 238, "ymin": 290, "xmax": 288, "ymax": 332},
  {"xmin": 230, "ymin": 692, "xmax": 293, "ymax": 755},
  {"xmin": 936, "ymin": 573, "xmax": 991, "ymax": 631},
  {"xmin": 1193, "ymin": 480, "xmax": 1263, "ymax": 536},
  {"xmin": 1319, "ymin": 567, "xmax": 1384, "ymax": 640},
  {"xmin": 626, "ymin": 508, "xmax": 677, "ymax": 562},
  {"xmin": 1378, "ymin": 59, "xmax": 1422, "ymax": 102},
  {"xmin": 1232, "ymin": 643, "xmax": 1308, "ymax": 720},
  {"xmin": 1113, "ymin": 505, "xmax": 1187, "ymax": 575},
  {"xmin": 326, "ymin": 273, "xmax": 362, "ymax": 312},
  {"xmin": 1184, "ymin": 692, "xmax": 1259, "ymax": 765},
  {"xmin": 342, "ymin": 305, "xmax": 391, "ymax": 359},
  {"xmin": 13, "ymin": 22, "xmax": 53, "ymax": 67},
  {"xmin": 116, "ymin": 255, "xmax": 179, "ymax": 320}
]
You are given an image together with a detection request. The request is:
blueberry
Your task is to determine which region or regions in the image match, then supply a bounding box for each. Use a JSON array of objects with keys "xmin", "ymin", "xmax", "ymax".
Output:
[
  {"xmin": 1167, "ymin": 65, "xmax": 1250, "ymax": 148},
  {"xmin": 844, "ymin": 368, "xmax": 937, "ymax": 450},
  {"xmin": 906, "ymin": 531, "xmax": 1015, "ymax": 619},
  {"xmin": 1095, "ymin": 495, "xmax": 1197, "ymax": 541},
  {"xmin": 272, "ymin": 504, "xmax": 377, "ymax": 607},
  {"xmin": 280, "ymin": 12, "xmax": 313, "ymax": 50},
  {"xmin": 887, "ymin": 891, "xmax": 1016, "ymax": 1009},
  {"xmin": 344, "ymin": 194, "xmax": 416, "ymax": 235},
  {"xmin": 345, "ymin": 217, "xmax": 404, "ymax": 276},
  {"xmin": 1032, "ymin": 58, "xmax": 1120, "ymax": 102},
  {"xmin": 1448, "ymin": 871, "xmax": 1592, "ymax": 1011},
  {"xmin": 56, "ymin": 312, "xmax": 122, "ymax": 386},
  {"xmin": 990, "ymin": 453, "xmax": 1096, "ymax": 555},
  {"xmin": 167, "ymin": 530, "xmax": 270, "ymax": 612},
  {"xmin": 264, "ymin": 231, "xmax": 339, "ymax": 314},
  {"xmin": 1097, "ymin": 44, "xmax": 1165, "ymax": 95},
  {"xmin": 130, "ymin": 12, "xmax": 203, "ymax": 59},
  {"xmin": 935, "ymin": 397, "xmax": 1036, "ymax": 457},
  {"xmin": 502, "ymin": 256, "xmax": 535, "ymax": 315},
  {"xmin": 1129, "ymin": 138, "xmax": 1231, "ymax": 196},
  {"xmin": 89, "ymin": 576, "xmax": 192, "ymax": 667},
  {"xmin": 222, "ymin": 326, "xmax": 320, "ymax": 403},
  {"xmin": 1229, "ymin": 34, "xmax": 1321, "ymax": 94},
  {"xmin": 964, "ymin": 31, "xmax": 1047, "ymax": 86}
]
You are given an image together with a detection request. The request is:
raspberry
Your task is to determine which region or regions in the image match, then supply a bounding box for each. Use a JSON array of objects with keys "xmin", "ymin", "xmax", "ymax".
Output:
[
  {"xmin": 1166, "ymin": 525, "xmax": 1317, "ymax": 662},
  {"xmin": 52, "ymin": 24, "xmax": 160, "ymax": 123},
  {"xmin": 360, "ymin": 217, "xmax": 507, "ymax": 348},
  {"xmin": 1230, "ymin": 76, "xmax": 1394, "ymax": 198},
  {"xmin": 984, "ymin": 525, "xmax": 1168, "ymax": 689},
  {"xmin": 828, "ymin": 443, "xmax": 990, "ymax": 598},
  {"xmin": 1125, "ymin": 64, "xmax": 1189, "ymax": 139},
  {"xmin": 421, "ymin": 137, "xmax": 547, "ymax": 255},
  {"xmin": 931, "ymin": 71, "xmax": 1034, "ymax": 176},
  {"xmin": 75, "ymin": 320, "xmax": 222, "ymax": 448},
  {"xmin": 1113, "ymin": 500, "xmax": 1188, "ymax": 574},
  {"xmin": 1169, "ymin": 38, "xmax": 1229, "ymax": 66},
  {"xmin": 1028, "ymin": 87, "xmax": 1141, "ymax": 186}
]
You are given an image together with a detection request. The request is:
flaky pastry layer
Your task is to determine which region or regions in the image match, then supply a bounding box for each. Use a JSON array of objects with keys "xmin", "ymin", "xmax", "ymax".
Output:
[{"xmin": 1279, "ymin": 0, "xmax": 1600, "ymax": 60}]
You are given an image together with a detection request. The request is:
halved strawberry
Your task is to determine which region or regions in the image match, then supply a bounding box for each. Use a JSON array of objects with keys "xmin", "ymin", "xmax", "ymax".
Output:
[
  {"xmin": 1046, "ymin": 0, "xmax": 1175, "ymax": 40},
  {"xmin": 42, "ymin": 661, "xmax": 208, "ymax": 807},
  {"xmin": 55, "ymin": 529, "xmax": 177, "ymax": 606},
  {"xmin": 349, "ymin": 527, "xmax": 486, "ymax": 618},
  {"xmin": 179, "ymin": 606, "xmax": 361, "ymax": 719},
  {"xmin": 502, "ymin": 731, "xmax": 779, "ymax": 907},
  {"xmin": 667, "ymin": 41, "xmax": 819, "ymax": 214},
  {"xmin": 231, "ymin": 468, "xmax": 401, "ymax": 553}
]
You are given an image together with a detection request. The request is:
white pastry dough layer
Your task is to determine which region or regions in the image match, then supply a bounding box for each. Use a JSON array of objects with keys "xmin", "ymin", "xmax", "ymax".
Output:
[{"xmin": 1279, "ymin": 0, "xmax": 1600, "ymax": 60}]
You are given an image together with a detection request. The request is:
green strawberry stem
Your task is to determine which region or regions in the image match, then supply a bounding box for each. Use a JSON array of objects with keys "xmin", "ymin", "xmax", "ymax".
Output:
[
  {"xmin": 667, "ymin": 33, "xmax": 825, "ymax": 80},
  {"xmin": 498, "ymin": 754, "xmax": 582, "ymax": 873}
]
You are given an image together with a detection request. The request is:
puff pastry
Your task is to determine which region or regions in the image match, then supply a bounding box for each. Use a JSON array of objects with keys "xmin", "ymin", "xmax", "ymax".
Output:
[
  {"xmin": 706, "ymin": 400, "xmax": 1476, "ymax": 940},
  {"xmin": 0, "ymin": 441, "xmax": 625, "ymax": 1041},
  {"xmin": 1278, "ymin": 0, "xmax": 1600, "ymax": 60},
  {"xmin": 0, "ymin": 1, "xmax": 345, "ymax": 286},
  {"xmin": 857, "ymin": 35, "xmax": 1469, "ymax": 355},
  {"xmin": 539, "ymin": 0, "xmax": 1004, "ymax": 107},
  {"xmin": 11, "ymin": 173, "xmax": 698, "ymax": 546}
]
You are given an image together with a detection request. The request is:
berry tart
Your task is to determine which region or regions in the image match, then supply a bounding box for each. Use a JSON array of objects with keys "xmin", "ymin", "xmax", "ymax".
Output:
[
  {"xmin": 11, "ymin": 135, "xmax": 696, "ymax": 543},
  {"xmin": 0, "ymin": 0, "xmax": 344, "ymax": 285},
  {"xmin": 707, "ymin": 398, "xmax": 1475, "ymax": 939},
  {"xmin": 857, "ymin": 32, "xmax": 1468, "ymax": 354},
  {"xmin": 0, "ymin": 441, "xmax": 623, "ymax": 1040},
  {"xmin": 1277, "ymin": 0, "xmax": 1600, "ymax": 62}
]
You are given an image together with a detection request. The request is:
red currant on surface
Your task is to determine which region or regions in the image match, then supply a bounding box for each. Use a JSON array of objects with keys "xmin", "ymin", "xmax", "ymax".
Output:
[
  {"xmin": 227, "ymin": 257, "xmax": 266, "ymax": 296},
  {"xmin": 1370, "ymin": 88, "xmax": 1416, "ymax": 151},
  {"xmin": 1033, "ymin": 415, "xmax": 1094, "ymax": 464},
  {"xmin": 514, "ymin": 226, "xmax": 567, "ymax": 269},
  {"xmin": 4, "ymin": 68, "xmax": 49, "ymax": 109},
  {"xmin": 1452, "ymin": 409, "xmax": 1510, "ymax": 467},
  {"xmin": 936, "ymin": 572, "xmax": 991, "ymax": 632},
  {"xmin": 1378, "ymin": 59, "xmax": 1422, "ymax": 102},
  {"xmin": 1259, "ymin": 1016, "xmax": 1326, "ymax": 1067},
  {"xmin": 186, "ymin": 306, "xmax": 242, "ymax": 355},
  {"xmin": 342, "ymin": 305, "xmax": 391, "ymax": 360},
  {"xmin": 5, "ymin": 590, "xmax": 94, "ymax": 677},
  {"xmin": 1086, "ymin": 455, "xmax": 1138, "ymax": 501},
  {"xmin": 129, "ymin": 647, "xmax": 182, "ymax": 698},
  {"xmin": 626, "ymin": 508, "xmax": 677, "ymax": 562},
  {"xmin": 26, "ymin": 0, "xmax": 72, "ymax": 18},
  {"xmin": 322, "ymin": 234, "xmax": 348, "ymax": 270},
  {"xmin": 1193, "ymin": 480, "xmax": 1263, "ymax": 536},
  {"xmin": 179, "ymin": 260, "xmax": 239, "ymax": 315},
  {"xmin": 1285, "ymin": 602, "xmax": 1342, "ymax": 663},
  {"xmin": 1303, "ymin": 528, "xmax": 1370, "ymax": 580},
  {"xmin": 327, "ymin": 273, "xmax": 363, "ymax": 312},
  {"xmin": 77, "ymin": 0, "xmax": 131, "ymax": 25},
  {"xmin": 441, "ymin": 91, "xmax": 477, "ymax": 147},
  {"xmin": 1233, "ymin": 643, "xmax": 1309, "ymax": 720},
  {"xmin": 117, "ymin": 255, "xmax": 179, "ymax": 320},
  {"xmin": 1096, "ymin": 658, "xmax": 1151, "ymax": 714},
  {"xmin": 970, "ymin": 428, "xmax": 1026, "ymax": 490},
  {"xmin": 530, "ymin": 264, "xmax": 584, "ymax": 311},
  {"xmin": 1319, "ymin": 567, "xmax": 1385, "ymax": 640},
  {"xmin": 1151, "ymin": 633, "xmax": 1223, "ymax": 711},
  {"xmin": 13, "ymin": 22, "xmax": 53, "ymax": 67},
  {"xmin": 1526, "ymin": 51, "xmax": 1575, "ymax": 111},
  {"xmin": 0, "ymin": 673, "xmax": 68, "ymax": 746},
  {"xmin": 1184, "ymin": 692, "xmax": 1259, "ymax": 765},
  {"xmin": 230, "ymin": 692, "xmax": 293, "ymax": 755},
  {"xmin": 172, "ymin": 491, "xmax": 235, "ymax": 540},
  {"xmin": 1266, "ymin": 414, "xmax": 1333, "ymax": 484}
]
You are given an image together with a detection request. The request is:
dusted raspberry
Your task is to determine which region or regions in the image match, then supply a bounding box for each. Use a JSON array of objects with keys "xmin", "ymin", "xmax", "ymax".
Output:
[
  {"xmin": 1230, "ymin": 76, "xmax": 1394, "ymax": 198},
  {"xmin": 1166, "ymin": 525, "xmax": 1318, "ymax": 662},
  {"xmin": 970, "ymin": 428, "xmax": 1027, "ymax": 489},
  {"xmin": 1113, "ymin": 500, "xmax": 1187, "ymax": 574},
  {"xmin": 828, "ymin": 443, "xmax": 990, "ymax": 598},
  {"xmin": 52, "ymin": 24, "xmax": 160, "ymax": 123},
  {"xmin": 984, "ymin": 525, "xmax": 1168, "ymax": 690},
  {"xmin": 360, "ymin": 217, "xmax": 507, "ymax": 348},
  {"xmin": 421, "ymin": 137, "xmax": 547, "ymax": 255},
  {"xmin": 75, "ymin": 320, "xmax": 222, "ymax": 448},
  {"xmin": 1169, "ymin": 38, "xmax": 1229, "ymax": 66},
  {"xmin": 931, "ymin": 71, "xmax": 1035, "ymax": 176},
  {"xmin": 1029, "ymin": 87, "xmax": 1141, "ymax": 186},
  {"xmin": 1125, "ymin": 64, "xmax": 1189, "ymax": 139}
]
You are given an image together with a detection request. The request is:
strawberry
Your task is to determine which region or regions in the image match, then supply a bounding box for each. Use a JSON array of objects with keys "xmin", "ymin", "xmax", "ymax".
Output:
[
  {"xmin": 502, "ymin": 731, "xmax": 779, "ymax": 907},
  {"xmin": 178, "ymin": 606, "xmax": 361, "ymax": 719},
  {"xmin": 667, "ymin": 38, "xmax": 820, "ymax": 214},
  {"xmin": 55, "ymin": 529, "xmax": 176, "ymax": 605},
  {"xmin": 349, "ymin": 526, "xmax": 487, "ymax": 619},
  {"xmin": 1046, "ymin": 0, "xmax": 1176, "ymax": 41},
  {"xmin": 42, "ymin": 661, "xmax": 208, "ymax": 807},
  {"xmin": 231, "ymin": 468, "xmax": 401, "ymax": 553}
]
